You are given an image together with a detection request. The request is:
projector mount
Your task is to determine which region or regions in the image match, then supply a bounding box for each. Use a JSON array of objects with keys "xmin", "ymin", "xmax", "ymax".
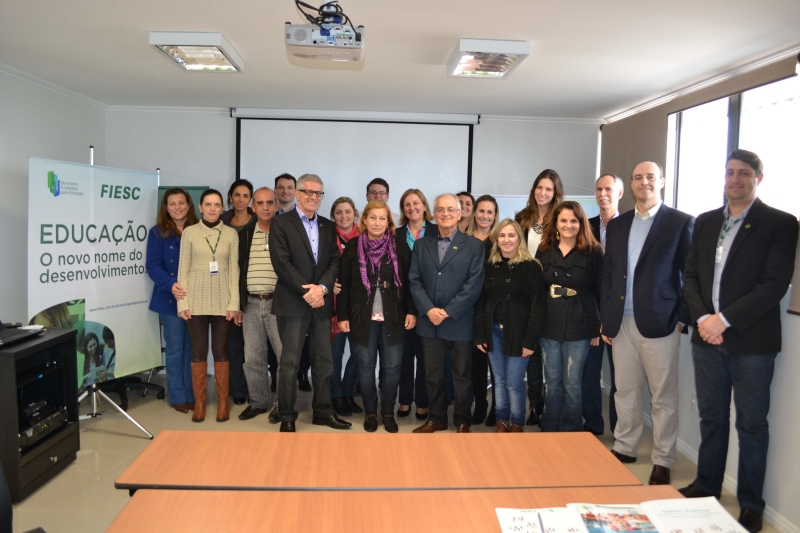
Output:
[{"xmin": 294, "ymin": 0, "xmax": 362, "ymax": 42}]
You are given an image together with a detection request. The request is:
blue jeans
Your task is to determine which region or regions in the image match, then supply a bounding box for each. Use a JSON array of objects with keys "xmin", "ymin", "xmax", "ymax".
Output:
[
  {"xmin": 581, "ymin": 343, "xmax": 617, "ymax": 434},
  {"xmin": 355, "ymin": 322, "xmax": 404, "ymax": 414},
  {"xmin": 540, "ymin": 338, "xmax": 590, "ymax": 432},
  {"xmin": 691, "ymin": 344, "xmax": 775, "ymax": 512},
  {"xmin": 486, "ymin": 324, "xmax": 529, "ymax": 426},
  {"xmin": 160, "ymin": 313, "xmax": 194, "ymax": 405},
  {"xmin": 331, "ymin": 331, "xmax": 359, "ymax": 399}
]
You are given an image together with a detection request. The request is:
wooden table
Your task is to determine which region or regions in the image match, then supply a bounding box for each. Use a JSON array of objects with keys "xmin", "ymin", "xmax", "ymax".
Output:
[
  {"xmin": 107, "ymin": 485, "xmax": 682, "ymax": 532},
  {"xmin": 115, "ymin": 430, "xmax": 641, "ymax": 491}
]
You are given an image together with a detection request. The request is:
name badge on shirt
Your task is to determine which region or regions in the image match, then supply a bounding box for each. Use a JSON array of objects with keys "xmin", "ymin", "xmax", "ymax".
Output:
[
  {"xmin": 715, "ymin": 246, "xmax": 723, "ymax": 264},
  {"xmin": 209, "ymin": 261, "xmax": 219, "ymax": 275}
]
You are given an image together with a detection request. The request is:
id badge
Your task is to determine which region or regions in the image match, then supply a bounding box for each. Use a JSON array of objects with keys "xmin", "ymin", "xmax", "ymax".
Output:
[
  {"xmin": 714, "ymin": 246, "xmax": 723, "ymax": 264},
  {"xmin": 209, "ymin": 261, "xmax": 219, "ymax": 275}
]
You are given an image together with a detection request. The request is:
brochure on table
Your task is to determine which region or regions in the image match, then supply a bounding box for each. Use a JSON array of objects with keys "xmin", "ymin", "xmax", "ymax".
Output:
[{"xmin": 497, "ymin": 497, "xmax": 748, "ymax": 533}]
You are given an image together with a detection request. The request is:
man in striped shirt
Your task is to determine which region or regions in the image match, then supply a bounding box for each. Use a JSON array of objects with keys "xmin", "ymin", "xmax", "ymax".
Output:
[{"xmin": 236, "ymin": 187, "xmax": 282, "ymax": 421}]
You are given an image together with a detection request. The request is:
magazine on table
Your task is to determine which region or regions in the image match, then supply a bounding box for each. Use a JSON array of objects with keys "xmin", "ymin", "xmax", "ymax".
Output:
[{"xmin": 497, "ymin": 497, "xmax": 748, "ymax": 533}]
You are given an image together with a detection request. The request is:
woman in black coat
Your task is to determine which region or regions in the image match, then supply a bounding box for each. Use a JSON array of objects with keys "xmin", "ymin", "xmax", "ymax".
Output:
[
  {"xmin": 338, "ymin": 200, "xmax": 418, "ymax": 433},
  {"xmin": 535, "ymin": 201, "xmax": 602, "ymax": 433},
  {"xmin": 474, "ymin": 219, "xmax": 545, "ymax": 432}
]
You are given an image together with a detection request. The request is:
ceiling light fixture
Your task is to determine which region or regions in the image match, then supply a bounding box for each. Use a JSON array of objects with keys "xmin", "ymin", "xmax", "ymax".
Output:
[
  {"xmin": 447, "ymin": 39, "xmax": 530, "ymax": 79},
  {"xmin": 149, "ymin": 32, "xmax": 244, "ymax": 72}
]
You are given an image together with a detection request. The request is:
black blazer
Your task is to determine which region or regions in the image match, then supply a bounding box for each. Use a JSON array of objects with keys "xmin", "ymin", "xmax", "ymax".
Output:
[
  {"xmin": 588, "ymin": 215, "xmax": 601, "ymax": 243},
  {"xmin": 236, "ymin": 218, "xmax": 259, "ymax": 312},
  {"xmin": 409, "ymin": 229, "xmax": 485, "ymax": 342},
  {"xmin": 337, "ymin": 235, "xmax": 417, "ymax": 347},
  {"xmin": 538, "ymin": 244, "xmax": 603, "ymax": 342},
  {"xmin": 395, "ymin": 222, "xmax": 439, "ymax": 254},
  {"xmin": 601, "ymin": 205, "xmax": 694, "ymax": 339},
  {"xmin": 269, "ymin": 209, "xmax": 340, "ymax": 318},
  {"xmin": 683, "ymin": 198, "xmax": 798, "ymax": 354},
  {"xmin": 473, "ymin": 259, "xmax": 545, "ymax": 356}
]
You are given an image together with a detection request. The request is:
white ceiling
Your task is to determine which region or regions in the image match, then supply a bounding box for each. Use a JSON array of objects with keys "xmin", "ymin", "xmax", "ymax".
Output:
[{"xmin": 1, "ymin": 0, "xmax": 799, "ymax": 119}]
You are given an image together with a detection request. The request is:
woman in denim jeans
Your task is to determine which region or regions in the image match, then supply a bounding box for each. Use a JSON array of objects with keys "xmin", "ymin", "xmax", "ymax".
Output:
[
  {"xmin": 146, "ymin": 188, "xmax": 199, "ymax": 413},
  {"xmin": 337, "ymin": 201, "xmax": 417, "ymax": 433},
  {"xmin": 536, "ymin": 201, "xmax": 602, "ymax": 432},
  {"xmin": 474, "ymin": 219, "xmax": 545, "ymax": 432},
  {"xmin": 329, "ymin": 197, "xmax": 362, "ymax": 417}
]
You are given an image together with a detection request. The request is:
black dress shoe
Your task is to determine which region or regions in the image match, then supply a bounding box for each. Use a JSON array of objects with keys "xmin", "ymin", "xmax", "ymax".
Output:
[
  {"xmin": 268, "ymin": 407, "xmax": 280, "ymax": 424},
  {"xmin": 648, "ymin": 465, "xmax": 670, "ymax": 485},
  {"xmin": 233, "ymin": 397, "xmax": 246, "ymax": 405},
  {"xmin": 526, "ymin": 408, "xmax": 540, "ymax": 426},
  {"xmin": 364, "ymin": 413, "xmax": 379, "ymax": 432},
  {"xmin": 485, "ymin": 406, "xmax": 496, "ymax": 427},
  {"xmin": 583, "ymin": 423, "xmax": 603, "ymax": 436},
  {"xmin": 415, "ymin": 409, "xmax": 429, "ymax": 421},
  {"xmin": 312, "ymin": 414, "xmax": 352, "ymax": 430},
  {"xmin": 238, "ymin": 406, "xmax": 269, "ymax": 420},
  {"xmin": 279, "ymin": 421, "xmax": 296, "ymax": 432},
  {"xmin": 678, "ymin": 483, "xmax": 720, "ymax": 499},
  {"xmin": 471, "ymin": 404, "xmax": 487, "ymax": 425},
  {"xmin": 332, "ymin": 397, "xmax": 352, "ymax": 417},
  {"xmin": 345, "ymin": 396, "xmax": 363, "ymax": 413},
  {"xmin": 611, "ymin": 449, "xmax": 637, "ymax": 463},
  {"xmin": 297, "ymin": 373, "xmax": 312, "ymax": 392},
  {"xmin": 397, "ymin": 407, "xmax": 411, "ymax": 418},
  {"xmin": 738, "ymin": 509, "xmax": 763, "ymax": 533},
  {"xmin": 382, "ymin": 413, "xmax": 399, "ymax": 433}
]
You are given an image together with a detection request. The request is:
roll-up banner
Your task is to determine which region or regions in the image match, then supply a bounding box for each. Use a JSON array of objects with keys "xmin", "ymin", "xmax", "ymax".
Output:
[{"xmin": 27, "ymin": 158, "xmax": 161, "ymax": 388}]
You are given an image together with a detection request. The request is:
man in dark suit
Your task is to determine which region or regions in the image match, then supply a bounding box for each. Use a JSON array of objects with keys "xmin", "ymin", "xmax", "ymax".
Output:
[
  {"xmin": 583, "ymin": 173, "xmax": 624, "ymax": 436},
  {"xmin": 679, "ymin": 150, "xmax": 798, "ymax": 533},
  {"xmin": 409, "ymin": 193, "xmax": 485, "ymax": 433},
  {"xmin": 601, "ymin": 161, "xmax": 694, "ymax": 485},
  {"xmin": 269, "ymin": 173, "xmax": 351, "ymax": 432}
]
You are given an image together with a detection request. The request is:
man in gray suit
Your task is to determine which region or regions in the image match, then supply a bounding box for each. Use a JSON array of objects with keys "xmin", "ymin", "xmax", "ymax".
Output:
[
  {"xmin": 269, "ymin": 173, "xmax": 351, "ymax": 432},
  {"xmin": 409, "ymin": 193, "xmax": 485, "ymax": 433}
]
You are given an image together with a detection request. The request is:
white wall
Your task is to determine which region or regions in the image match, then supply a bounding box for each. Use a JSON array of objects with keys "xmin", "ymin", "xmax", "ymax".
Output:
[
  {"xmin": 471, "ymin": 116, "xmax": 602, "ymax": 197},
  {"xmin": 0, "ymin": 67, "xmax": 106, "ymax": 322}
]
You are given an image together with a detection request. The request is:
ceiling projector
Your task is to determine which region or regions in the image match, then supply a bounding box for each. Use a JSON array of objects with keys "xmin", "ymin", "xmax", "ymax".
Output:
[{"xmin": 285, "ymin": 22, "xmax": 364, "ymax": 61}]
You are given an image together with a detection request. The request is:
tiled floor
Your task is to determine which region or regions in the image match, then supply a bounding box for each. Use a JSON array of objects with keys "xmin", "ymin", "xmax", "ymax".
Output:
[{"xmin": 11, "ymin": 373, "xmax": 780, "ymax": 532}]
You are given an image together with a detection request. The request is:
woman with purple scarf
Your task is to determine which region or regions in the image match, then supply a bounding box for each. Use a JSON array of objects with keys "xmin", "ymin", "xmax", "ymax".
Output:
[{"xmin": 337, "ymin": 201, "xmax": 418, "ymax": 433}]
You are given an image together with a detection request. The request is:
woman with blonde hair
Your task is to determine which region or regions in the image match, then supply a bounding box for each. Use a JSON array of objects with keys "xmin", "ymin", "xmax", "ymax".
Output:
[
  {"xmin": 396, "ymin": 188, "xmax": 438, "ymax": 420},
  {"xmin": 474, "ymin": 219, "xmax": 545, "ymax": 432},
  {"xmin": 338, "ymin": 201, "xmax": 417, "ymax": 432}
]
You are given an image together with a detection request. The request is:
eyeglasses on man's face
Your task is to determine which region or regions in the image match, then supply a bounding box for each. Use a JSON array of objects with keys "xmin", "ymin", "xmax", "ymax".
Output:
[
  {"xmin": 435, "ymin": 207, "xmax": 460, "ymax": 214},
  {"xmin": 298, "ymin": 189, "xmax": 325, "ymax": 198},
  {"xmin": 368, "ymin": 190, "xmax": 389, "ymax": 197}
]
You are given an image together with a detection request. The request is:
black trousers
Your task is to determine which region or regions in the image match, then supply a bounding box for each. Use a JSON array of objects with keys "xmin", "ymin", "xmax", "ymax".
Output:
[
  {"xmin": 471, "ymin": 345, "xmax": 495, "ymax": 412},
  {"xmin": 276, "ymin": 316, "xmax": 334, "ymax": 422},
  {"xmin": 228, "ymin": 322, "xmax": 248, "ymax": 398},
  {"xmin": 526, "ymin": 347, "xmax": 544, "ymax": 414},
  {"xmin": 268, "ymin": 339, "xmax": 278, "ymax": 375},
  {"xmin": 187, "ymin": 315, "xmax": 231, "ymax": 363},
  {"xmin": 297, "ymin": 338, "xmax": 311, "ymax": 378},
  {"xmin": 421, "ymin": 337, "xmax": 472, "ymax": 426},
  {"xmin": 398, "ymin": 327, "xmax": 429, "ymax": 408}
]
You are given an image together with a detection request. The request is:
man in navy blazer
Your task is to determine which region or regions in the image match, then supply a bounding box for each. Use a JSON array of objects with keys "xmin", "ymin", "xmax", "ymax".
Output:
[
  {"xmin": 678, "ymin": 150, "xmax": 798, "ymax": 533},
  {"xmin": 409, "ymin": 193, "xmax": 485, "ymax": 433},
  {"xmin": 601, "ymin": 162, "xmax": 694, "ymax": 486}
]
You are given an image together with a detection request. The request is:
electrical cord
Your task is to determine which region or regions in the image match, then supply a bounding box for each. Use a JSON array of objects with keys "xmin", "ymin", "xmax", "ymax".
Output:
[{"xmin": 294, "ymin": 0, "xmax": 361, "ymax": 41}]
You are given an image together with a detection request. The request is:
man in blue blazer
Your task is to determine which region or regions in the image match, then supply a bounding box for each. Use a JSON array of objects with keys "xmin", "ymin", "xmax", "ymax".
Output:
[
  {"xmin": 409, "ymin": 193, "xmax": 485, "ymax": 433},
  {"xmin": 679, "ymin": 150, "xmax": 798, "ymax": 533},
  {"xmin": 601, "ymin": 162, "xmax": 694, "ymax": 486}
]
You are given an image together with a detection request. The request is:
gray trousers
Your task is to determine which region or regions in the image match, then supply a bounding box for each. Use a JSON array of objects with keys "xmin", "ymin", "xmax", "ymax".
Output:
[
  {"xmin": 276, "ymin": 315, "xmax": 334, "ymax": 422},
  {"xmin": 611, "ymin": 315, "xmax": 680, "ymax": 467},
  {"xmin": 242, "ymin": 297, "xmax": 282, "ymax": 410}
]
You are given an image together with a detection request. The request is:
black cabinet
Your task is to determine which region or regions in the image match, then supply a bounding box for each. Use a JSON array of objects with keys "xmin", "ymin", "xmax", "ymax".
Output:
[{"xmin": 0, "ymin": 329, "xmax": 80, "ymax": 502}]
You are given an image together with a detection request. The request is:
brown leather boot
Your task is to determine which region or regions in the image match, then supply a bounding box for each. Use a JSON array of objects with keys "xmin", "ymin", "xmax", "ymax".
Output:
[
  {"xmin": 495, "ymin": 420, "xmax": 510, "ymax": 433},
  {"xmin": 173, "ymin": 403, "xmax": 189, "ymax": 413},
  {"xmin": 510, "ymin": 423, "xmax": 524, "ymax": 433},
  {"xmin": 191, "ymin": 362, "xmax": 207, "ymax": 422},
  {"xmin": 214, "ymin": 361, "xmax": 230, "ymax": 422}
]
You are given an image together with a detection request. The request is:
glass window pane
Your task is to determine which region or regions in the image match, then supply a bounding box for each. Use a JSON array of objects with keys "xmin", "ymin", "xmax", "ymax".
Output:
[
  {"xmin": 739, "ymin": 76, "xmax": 800, "ymax": 219},
  {"xmin": 675, "ymin": 98, "xmax": 729, "ymax": 217}
]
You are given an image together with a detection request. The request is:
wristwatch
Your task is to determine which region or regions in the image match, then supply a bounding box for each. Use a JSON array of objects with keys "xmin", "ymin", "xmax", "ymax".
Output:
[{"xmin": 319, "ymin": 284, "xmax": 329, "ymax": 295}]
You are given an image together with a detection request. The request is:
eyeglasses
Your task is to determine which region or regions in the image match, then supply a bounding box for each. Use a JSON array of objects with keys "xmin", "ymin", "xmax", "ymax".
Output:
[
  {"xmin": 435, "ymin": 207, "xmax": 460, "ymax": 214},
  {"xmin": 368, "ymin": 190, "xmax": 389, "ymax": 197},
  {"xmin": 298, "ymin": 189, "xmax": 325, "ymax": 198}
]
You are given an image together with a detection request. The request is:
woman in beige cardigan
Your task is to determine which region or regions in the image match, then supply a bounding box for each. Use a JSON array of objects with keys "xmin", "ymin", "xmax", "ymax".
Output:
[{"xmin": 178, "ymin": 189, "xmax": 240, "ymax": 422}]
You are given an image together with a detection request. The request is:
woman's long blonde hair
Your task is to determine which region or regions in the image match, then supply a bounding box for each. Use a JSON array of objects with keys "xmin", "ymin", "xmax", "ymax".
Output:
[{"xmin": 488, "ymin": 219, "xmax": 537, "ymax": 266}]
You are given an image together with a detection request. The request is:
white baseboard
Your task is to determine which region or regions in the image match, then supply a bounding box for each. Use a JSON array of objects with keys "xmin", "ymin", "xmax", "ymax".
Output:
[{"xmin": 603, "ymin": 389, "xmax": 797, "ymax": 533}]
